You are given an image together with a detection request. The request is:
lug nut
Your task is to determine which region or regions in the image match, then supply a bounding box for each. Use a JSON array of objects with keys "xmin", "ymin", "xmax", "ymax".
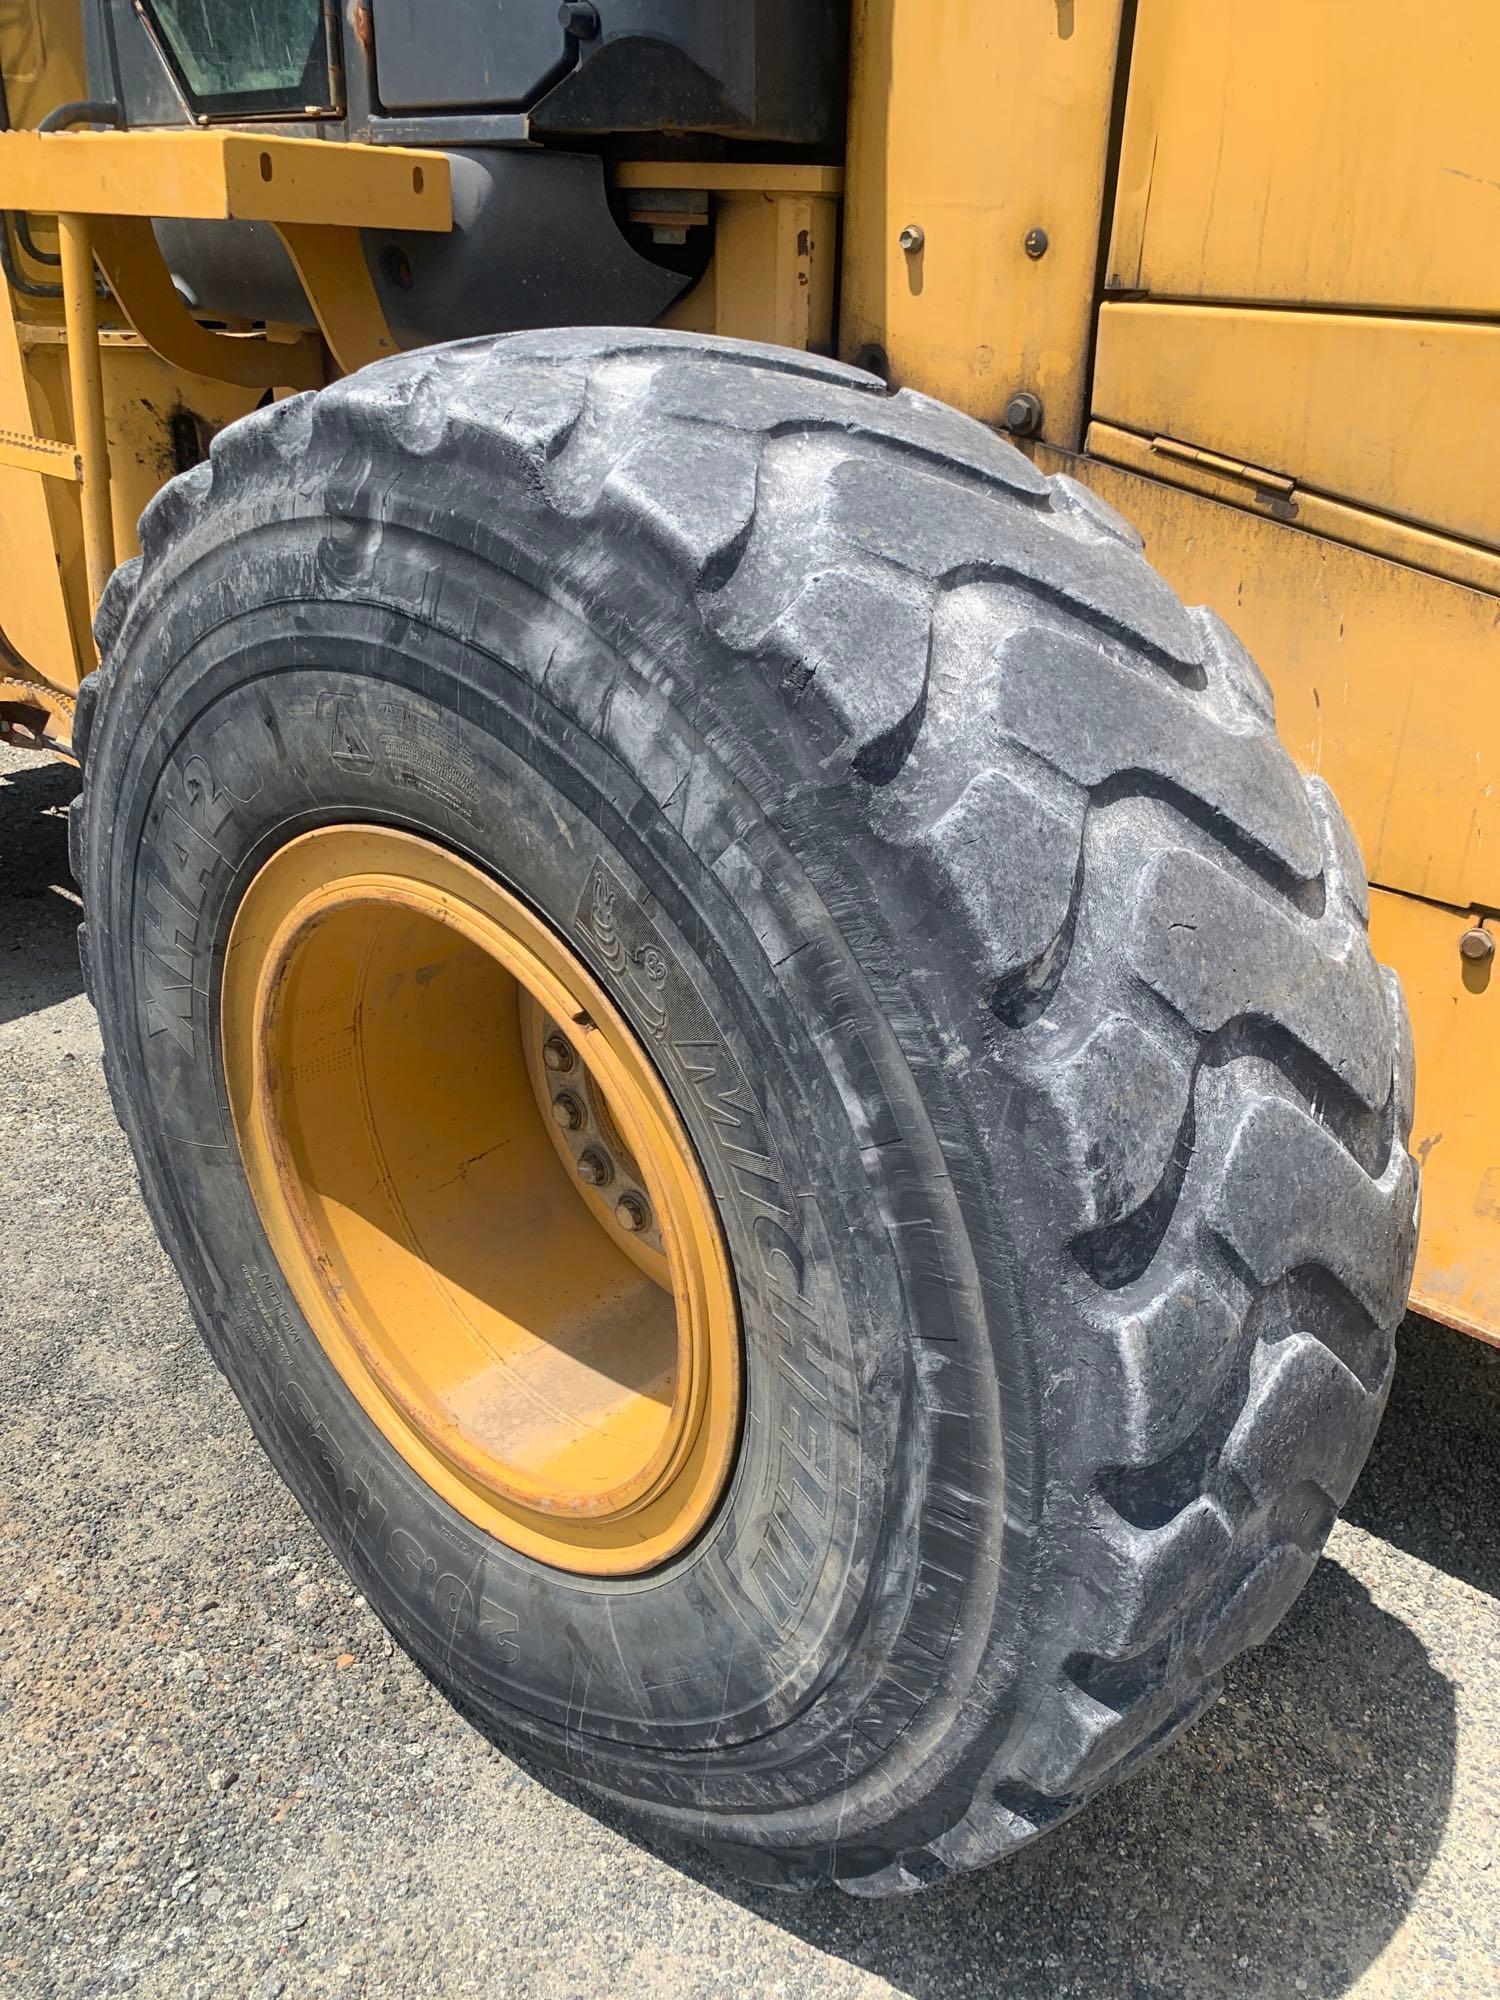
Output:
[
  {"xmin": 551, "ymin": 1092, "xmax": 585, "ymax": 1132},
  {"xmin": 614, "ymin": 1193, "xmax": 650, "ymax": 1234},
  {"xmin": 1004, "ymin": 390, "xmax": 1044, "ymax": 437},
  {"xmin": 898, "ymin": 223, "xmax": 925, "ymax": 254},
  {"xmin": 1459, "ymin": 925, "xmax": 1494, "ymax": 964},
  {"xmin": 577, "ymin": 1149, "xmax": 612, "ymax": 1187},
  {"xmin": 1024, "ymin": 226, "xmax": 1049, "ymax": 260},
  {"xmin": 558, "ymin": 2, "xmax": 600, "ymax": 37},
  {"xmin": 542, "ymin": 1033, "xmax": 575, "ymax": 1073}
]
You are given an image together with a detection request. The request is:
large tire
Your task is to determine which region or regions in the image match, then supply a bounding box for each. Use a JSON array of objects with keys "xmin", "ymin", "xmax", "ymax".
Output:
[{"xmin": 72, "ymin": 330, "xmax": 1418, "ymax": 1893}]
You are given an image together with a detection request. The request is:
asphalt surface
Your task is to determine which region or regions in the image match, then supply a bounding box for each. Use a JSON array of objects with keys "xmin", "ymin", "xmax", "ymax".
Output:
[{"xmin": 2, "ymin": 738, "xmax": 1497, "ymax": 2000}]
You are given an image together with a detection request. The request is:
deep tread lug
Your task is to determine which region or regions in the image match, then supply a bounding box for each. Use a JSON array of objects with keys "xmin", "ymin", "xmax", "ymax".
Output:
[
  {"xmin": 914, "ymin": 768, "xmax": 1083, "ymax": 992},
  {"xmin": 828, "ymin": 457, "xmax": 1204, "ymax": 669},
  {"xmin": 762, "ymin": 567, "xmax": 932, "ymax": 774},
  {"xmin": 1209, "ymin": 1095, "xmax": 1418, "ymax": 1325},
  {"xmin": 599, "ymin": 427, "xmax": 760, "ymax": 590},
  {"xmin": 1044, "ymin": 1013, "xmax": 1187, "ymax": 1232},
  {"xmin": 998, "ymin": 626, "xmax": 1322, "ymax": 882},
  {"xmin": 1129, "ymin": 845, "xmax": 1391, "ymax": 1110}
]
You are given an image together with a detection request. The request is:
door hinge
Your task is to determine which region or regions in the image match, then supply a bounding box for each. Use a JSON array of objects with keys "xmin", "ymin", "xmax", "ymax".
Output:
[{"xmin": 1149, "ymin": 435, "xmax": 1299, "ymax": 518}]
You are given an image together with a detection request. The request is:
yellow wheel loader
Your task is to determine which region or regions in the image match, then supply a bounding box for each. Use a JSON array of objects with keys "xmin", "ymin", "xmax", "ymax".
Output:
[{"xmin": 1, "ymin": 1, "xmax": 1488, "ymax": 1893}]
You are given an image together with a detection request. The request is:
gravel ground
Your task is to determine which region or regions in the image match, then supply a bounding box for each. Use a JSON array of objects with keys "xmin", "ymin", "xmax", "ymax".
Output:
[{"xmin": 2, "ymin": 739, "xmax": 1496, "ymax": 2000}]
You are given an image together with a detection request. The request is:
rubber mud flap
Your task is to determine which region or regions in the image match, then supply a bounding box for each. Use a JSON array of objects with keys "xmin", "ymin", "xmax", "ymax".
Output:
[{"xmin": 73, "ymin": 329, "xmax": 1418, "ymax": 1893}]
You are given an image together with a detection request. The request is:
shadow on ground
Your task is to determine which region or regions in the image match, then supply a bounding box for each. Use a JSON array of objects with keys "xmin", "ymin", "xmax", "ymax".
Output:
[
  {"xmin": 557, "ymin": 1319, "xmax": 1489, "ymax": 1998},
  {"xmin": 1345, "ymin": 1311, "xmax": 1499, "ymax": 1598},
  {"xmin": 0, "ymin": 751, "xmax": 83, "ymax": 1027}
]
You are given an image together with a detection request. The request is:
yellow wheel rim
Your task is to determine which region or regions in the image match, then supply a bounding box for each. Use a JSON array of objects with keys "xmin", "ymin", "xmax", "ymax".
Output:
[{"xmin": 222, "ymin": 826, "xmax": 741, "ymax": 1575}]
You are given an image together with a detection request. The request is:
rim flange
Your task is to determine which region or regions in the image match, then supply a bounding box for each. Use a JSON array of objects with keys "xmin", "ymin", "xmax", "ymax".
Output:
[{"xmin": 221, "ymin": 825, "xmax": 742, "ymax": 1577}]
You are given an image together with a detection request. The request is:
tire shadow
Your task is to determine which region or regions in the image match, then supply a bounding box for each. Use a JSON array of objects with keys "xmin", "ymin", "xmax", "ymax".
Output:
[{"xmin": 0, "ymin": 749, "xmax": 84, "ymax": 1027}]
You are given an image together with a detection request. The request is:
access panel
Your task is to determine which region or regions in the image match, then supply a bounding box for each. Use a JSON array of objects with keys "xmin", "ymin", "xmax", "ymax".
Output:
[
  {"xmin": 1107, "ymin": 0, "xmax": 1500, "ymax": 314},
  {"xmin": 1095, "ymin": 0, "xmax": 1500, "ymax": 551}
]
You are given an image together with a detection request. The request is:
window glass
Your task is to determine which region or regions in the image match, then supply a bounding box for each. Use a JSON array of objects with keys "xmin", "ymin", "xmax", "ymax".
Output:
[{"xmin": 144, "ymin": 0, "xmax": 335, "ymax": 116}]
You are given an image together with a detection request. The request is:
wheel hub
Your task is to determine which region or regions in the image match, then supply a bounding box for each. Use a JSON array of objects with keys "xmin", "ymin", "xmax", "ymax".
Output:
[{"xmin": 221, "ymin": 826, "xmax": 740, "ymax": 1575}]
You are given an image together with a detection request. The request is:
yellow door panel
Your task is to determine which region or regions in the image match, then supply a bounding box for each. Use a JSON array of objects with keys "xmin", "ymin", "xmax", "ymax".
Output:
[
  {"xmin": 1092, "ymin": 302, "xmax": 1500, "ymax": 549},
  {"xmin": 1027, "ymin": 446, "xmax": 1500, "ymax": 915},
  {"xmin": 841, "ymin": 0, "xmax": 1128, "ymax": 447},
  {"xmin": 1367, "ymin": 889, "xmax": 1500, "ymax": 1347},
  {"xmin": 1109, "ymin": 0, "xmax": 1500, "ymax": 315}
]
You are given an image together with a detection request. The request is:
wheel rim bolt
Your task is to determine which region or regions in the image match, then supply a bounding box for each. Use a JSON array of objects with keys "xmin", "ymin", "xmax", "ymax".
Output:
[
  {"xmin": 551, "ymin": 1093, "xmax": 585, "ymax": 1131},
  {"xmin": 577, "ymin": 1149, "xmax": 612, "ymax": 1187},
  {"xmin": 543, "ymin": 1034, "xmax": 575, "ymax": 1073},
  {"xmin": 614, "ymin": 1192, "xmax": 650, "ymax": 1233}
]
